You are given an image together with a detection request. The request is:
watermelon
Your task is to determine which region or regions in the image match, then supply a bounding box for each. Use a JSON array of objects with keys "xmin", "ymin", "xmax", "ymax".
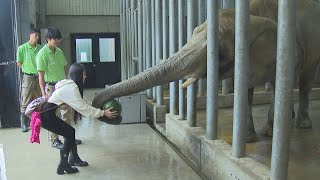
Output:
[
  {"xmin": 99, "ymin": 99, "xmax": 122, "ymax": 125},
  {"xmin": 102, "ymin": 99, "xmax": 122, "ymax": 115}
]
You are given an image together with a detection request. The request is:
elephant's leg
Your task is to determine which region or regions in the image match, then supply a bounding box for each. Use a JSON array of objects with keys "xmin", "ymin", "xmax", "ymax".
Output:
[
  {"xmin": 263, "ymin": 90, "xmax": 275, "ymax": 137},
  {"xmin": 297, "ymin": 81, "xmax": 312, "ymax": 128},
  {"xmin": 247, "ymin": 87, "xmax": 257, "ymax": 142},
  {"xmin": 263, "ymin": 86, "xmax": 295, "ymax": 137}
]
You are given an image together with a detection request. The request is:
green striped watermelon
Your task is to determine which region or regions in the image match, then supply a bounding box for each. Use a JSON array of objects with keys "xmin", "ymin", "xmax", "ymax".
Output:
[{"xmin": 102, "ymin": 99, "xmax": 122, "ymax": 115}]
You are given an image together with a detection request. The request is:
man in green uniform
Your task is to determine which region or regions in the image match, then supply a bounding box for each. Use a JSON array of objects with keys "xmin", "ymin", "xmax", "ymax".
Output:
[
  {"xmin": 36, "ymin": 27, "xmax": 77, "ymax": 149},
  {"xmin": 16, "ymin": 29, "xmax": 41, "ymax": 132}
]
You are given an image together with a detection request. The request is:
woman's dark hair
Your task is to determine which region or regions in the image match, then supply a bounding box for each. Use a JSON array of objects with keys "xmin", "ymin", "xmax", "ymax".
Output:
[
  {"xmin": 45, "ymin": 27, "xmax": 62, "ymax": 42},
  {"xmin": 68, "ymin": 63, "xmax": 86, "ymax": 123}
]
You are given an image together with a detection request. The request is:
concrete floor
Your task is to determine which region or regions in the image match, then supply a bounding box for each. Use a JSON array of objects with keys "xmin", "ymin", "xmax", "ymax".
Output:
[
  {"xmin": 195, "ymin": 99, "xmax": 320, "ymax": 180},
  {"xmin": 0, "ymin": 89, "xmax": 201, "ymax": 180}
]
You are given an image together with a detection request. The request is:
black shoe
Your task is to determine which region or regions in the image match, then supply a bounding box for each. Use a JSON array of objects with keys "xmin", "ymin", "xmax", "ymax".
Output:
[
  {"xmin": 57, "ymin": 150, "xmax": 79, "ymax": 175},
  {"xmin": 52, "ymin": 139, "xmax": 64, "ymax": 150},
  {"xmin": 75, "ymin": 139, "xmax": 82, "ymax": 145},
  {"xmin": 68, "ymin": 145, "xmax": 89, "ymax": 167}
]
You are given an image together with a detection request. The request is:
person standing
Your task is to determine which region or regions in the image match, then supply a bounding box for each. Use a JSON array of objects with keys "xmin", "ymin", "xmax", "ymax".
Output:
[
  {"xmin": 36, "ymin": 27, "xmax": 76, "ymax": 149},
  {"xmin": 16, "ymin": 29, "xmax": 41, "ymax": 132}
]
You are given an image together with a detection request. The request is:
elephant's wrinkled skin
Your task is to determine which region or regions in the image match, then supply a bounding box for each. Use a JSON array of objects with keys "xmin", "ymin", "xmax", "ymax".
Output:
[{"xmin": 93, "ymin": 0, "xmax": 320, "ymax": 142}]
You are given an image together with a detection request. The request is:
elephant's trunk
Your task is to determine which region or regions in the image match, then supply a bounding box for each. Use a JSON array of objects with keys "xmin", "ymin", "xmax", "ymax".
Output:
[{"xmin": 92, "ymin": 30, "xmax": 207, "ymax": 108}]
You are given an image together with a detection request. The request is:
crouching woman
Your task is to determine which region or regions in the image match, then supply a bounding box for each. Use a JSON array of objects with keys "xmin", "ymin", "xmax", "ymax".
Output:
[{"xmin": 40, "ymin": 63, "xmax": 117, "ymax": 174}]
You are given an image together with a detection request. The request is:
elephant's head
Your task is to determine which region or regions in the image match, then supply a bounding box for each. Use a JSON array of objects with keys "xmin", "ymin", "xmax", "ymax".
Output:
[{"xmin": 92, "ymin": 9, "xmax": 277, "ymax": 109}]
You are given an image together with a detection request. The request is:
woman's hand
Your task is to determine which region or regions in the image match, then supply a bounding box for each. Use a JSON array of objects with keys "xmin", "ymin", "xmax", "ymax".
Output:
[{"xmin": 104, "ymin": 108, "xmax": 118, "ymax": 119}]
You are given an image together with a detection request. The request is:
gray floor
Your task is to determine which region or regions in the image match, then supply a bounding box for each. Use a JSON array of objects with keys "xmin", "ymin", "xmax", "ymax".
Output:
[
  {"xmin": 0, "ymin": 122, "xmax": 201, "ymax": 180},
  {"xmin": 0, "ymin": 89, "xmax": 201, "ymax": 180}
]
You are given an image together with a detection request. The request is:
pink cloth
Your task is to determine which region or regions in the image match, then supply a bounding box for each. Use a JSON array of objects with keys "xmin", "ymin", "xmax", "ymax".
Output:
[{"xmin": 30, "ymin": 112, "xmax": 42, "ymax": 144}]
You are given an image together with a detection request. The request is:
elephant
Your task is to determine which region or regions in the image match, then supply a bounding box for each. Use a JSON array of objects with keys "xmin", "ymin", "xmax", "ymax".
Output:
[{"xmin": 93, "ymin": 0, "xmax": 320, "ymax": 142}]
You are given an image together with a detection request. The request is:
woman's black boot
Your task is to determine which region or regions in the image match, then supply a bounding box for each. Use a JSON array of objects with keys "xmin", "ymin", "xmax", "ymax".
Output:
[
  {"xmin": 57, "ymin": 150, "xmax": 79, "ymax": 175},
  {"xmin": 68, "ymin": 145, "xmax": 89, "ymax": 167}
]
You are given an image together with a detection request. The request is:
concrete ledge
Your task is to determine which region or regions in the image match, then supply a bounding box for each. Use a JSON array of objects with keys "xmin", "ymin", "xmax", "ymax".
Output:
[
  {"xmin": 154, "ymin": 105, "xmax": 166, "ymax": 124},
  {"xmin": 146, "ymin": 88, "xmax": 320, "ymax": 124},
  {"xmin": 166, "ymin": 114, "xmax": 270, "ymax": 180}
]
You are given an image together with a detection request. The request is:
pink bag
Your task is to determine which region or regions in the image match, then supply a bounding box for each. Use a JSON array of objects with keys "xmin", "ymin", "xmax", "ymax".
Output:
[{"xmin": 30, "ymin": 111, "xmax": 42, "ymax": 144}]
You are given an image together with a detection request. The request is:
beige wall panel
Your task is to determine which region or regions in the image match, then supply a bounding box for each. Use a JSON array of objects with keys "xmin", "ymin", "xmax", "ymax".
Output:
[
  {"xmin": 46, "ymin": 15, "xmax": 120, "ymax": 65},
  {"xmin": 45, "ymin": 0, "xmax": 120, "ymax": 15}
]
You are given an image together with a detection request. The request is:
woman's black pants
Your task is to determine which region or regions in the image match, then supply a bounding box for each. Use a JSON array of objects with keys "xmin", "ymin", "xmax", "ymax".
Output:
[{"xmin": 41, "ymin": 102, "xmax": 75, "ymax": 153}]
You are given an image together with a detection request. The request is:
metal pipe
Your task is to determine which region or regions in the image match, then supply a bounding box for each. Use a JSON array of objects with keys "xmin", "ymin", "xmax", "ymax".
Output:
[
  {"xmin": 120, "ymin": 0, "xmax": 124, "ymax": 81},
  {"xmin": 178, "ymin": 0, "xmax": 186, "ymax": 120},
  {"xmin": 151, "ymin": 0, "xmax": 156, "ymax": 101},
  {"xmin": 163, "ymin": 0, "xmax": 168, "ymax": 70},
  {"xmin": 206, "ymin": 0, "xmax": 219, "ymax": 140},
  {"xmin": 270, "ymin": 0, "xmax": 296, "ymax": 179},
  {"xmin": 155, "ymin": 0, "xmax": 163, "ymax": 106},
  {"xmin": 169, "ymin": 0, "xmax": 178, "ymax": 115},
  {"xmin": 186, "ymin": 0, "xmax": 198, "ymax": 127},
  {"xmin": 122, "ymin": 0, "xmax": 128, "ymax": 80},
  {"xmin": 126, "ymin": 0, "xmax": 131, "ymax": 78},
  {"xmin": 232, "ymin": 0, "xmax": 250, "ymax": 158},
  {"xmin": 131, "ymin": 0, "xmax": 137, "ymax": 77},
  {"xmin": 197, "ymin": 0, "xmax": 206, "ymax": 97},
  {"xmin": 142, "ymin": 0, "xmax": 146, "ymax": 72},
  {"xmin": 145, "ymin": 0, "xmax": 153, "ymax": 98},
  {"xmin": 138, "ymin": 0, "xmax": 143, "ymax": 74}
]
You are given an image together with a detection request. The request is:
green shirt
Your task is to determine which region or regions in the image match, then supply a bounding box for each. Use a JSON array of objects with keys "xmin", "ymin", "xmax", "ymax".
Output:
[
  {"xmin": 36, "ymin": 45, "xmax": 68, "ymax": 83},
  {"xmin": 16, "ymin": 42, "xmax": 41, "ymax": 74}
]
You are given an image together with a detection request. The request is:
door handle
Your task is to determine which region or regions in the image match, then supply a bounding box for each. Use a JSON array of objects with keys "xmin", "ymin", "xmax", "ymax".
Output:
[{"xmin": 93, "ymin": 64, "xmax": 96, "ymax": 67}]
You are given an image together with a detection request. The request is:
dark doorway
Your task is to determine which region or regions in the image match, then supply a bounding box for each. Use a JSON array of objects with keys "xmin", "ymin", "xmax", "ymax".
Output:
[
  {"xmin": 0, "ymin": 0, "xmax": 20, "ymax": 127},
  {"xmin": 71, "ymin": 33, "xmax": 121, "ymax": 88}
]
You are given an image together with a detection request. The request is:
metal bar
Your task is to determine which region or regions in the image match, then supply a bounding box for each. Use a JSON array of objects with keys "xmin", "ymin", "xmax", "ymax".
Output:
[
  {"xmin": 197, "ymin": 0, "xmax": 206, "ymax": 97},
  {"xmin": 151, "ymin": 0, "xmax": 156, "ymax": 101},
  {"xmin": 126, "ymin": 0, "xmax": 131, "ymax": 78},
  {"xmin": 122, "ymin": 0, "xmax": 128, "ymax": 80},
  {"xmin": 142, "ymin": 0, "xmax": 146, "ymax": 72},
  {"xmin": 232, "ymin": 0, "xmax": 250, "ymax": 158},
  {"xmin": 145, "ymin": 0, "xmax": 153, "ymax": 98},
  {"xmin": 270, "ymin": 0, "xmax": 296, "ymax": 179},
  {"xmin": 206, "ymin": 0, "xmax": 219, "ymax": 140},
  {"xmin": 169, "ymin": 0, "xmax": 178, "ymax": 115},
  {"xmin": 130, "ymin": 0, "xmax": 136, "ymax": 77},
  {"xmin": 155, "ymin": 0, "xmax": 163, "ymax": 106},
  {"xmin": 186, "ymin": 0, "xmax": 198, "ymax": 127},
  {"xmin": 138, "ymin": 0, "xmax": 143, "ymax": 74},
  {"xmin": 162, "ymin": 0, "xmax": 168, "ymax": 64},
  {"xmin": 178, "ymin": 0, "xmax": 186, "ymax": 120}
]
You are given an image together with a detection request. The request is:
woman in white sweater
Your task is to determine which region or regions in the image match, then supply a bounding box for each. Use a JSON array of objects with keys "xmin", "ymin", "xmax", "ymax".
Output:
[{"xmin": 41, "ymin": 63, "xmax": 117, "ymax": 175}]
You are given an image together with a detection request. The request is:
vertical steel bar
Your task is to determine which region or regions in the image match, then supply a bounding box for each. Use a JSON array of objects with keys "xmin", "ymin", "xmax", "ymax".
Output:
[
  {"xmin": 155, "ymin": 0, "xmax": 163, "ymax": 106},
  {"xmin": 145, "ymin": 0, "xmax": 153, "ymax": 98},
  {"xmin": 138, "ymin": 0, "xmax": 143, "ymax": 74},
  {"xmin": 206, "ymin": 0, "xmax": 219, "ymax": 140},
  {"xmin": 151, "ymin": 0, "xmax": 156, "ymax": 101},
  {"xmin": 270, "ymin": 0, "xmax": 296, "ymax": 179},
  {"xmin": 197, "ymin": 0, "xmax": 206, "ymax": 97},
  {"xmin": 178, "ymin": 0, "xmax": 186, "ymax": 119},
  {"xmin": 232, "ymin": 0, "xmax": 250, "ymax": 158},
  {"xmin": 169, "ymin": 0, "xmax": 178, "ymax": 114},
  {"xmin": 186, "ymin": 0, "xmax": 198, "ymax": 127}
]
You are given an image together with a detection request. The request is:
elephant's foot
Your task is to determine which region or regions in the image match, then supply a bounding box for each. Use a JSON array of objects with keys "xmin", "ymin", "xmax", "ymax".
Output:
[
  {"xmin": 296, "ymin": 115, "xmax": 312, "ymax": 128},
  {"xmin": 246, "ymin": 129, "xmax": 257, "ymax": 143},
  {"xmin": 262, "ymin": 124, "xmax": 273, "ymax": 137}
]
